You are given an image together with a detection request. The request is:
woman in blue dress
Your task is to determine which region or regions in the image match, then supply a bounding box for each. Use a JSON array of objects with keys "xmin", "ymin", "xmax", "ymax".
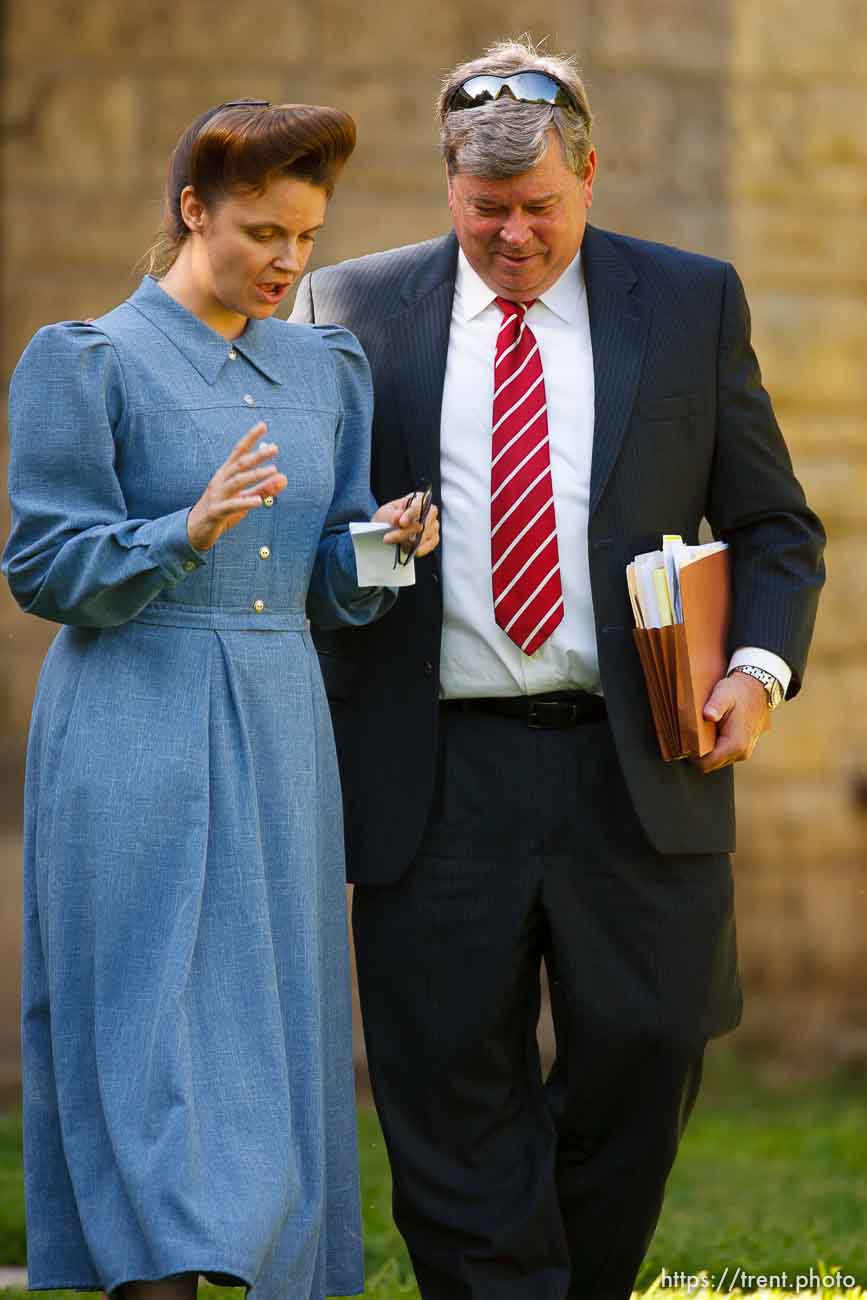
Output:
[{"xmin": 2, "ymin": 100, "xmax": 438, "ymax": 1300}]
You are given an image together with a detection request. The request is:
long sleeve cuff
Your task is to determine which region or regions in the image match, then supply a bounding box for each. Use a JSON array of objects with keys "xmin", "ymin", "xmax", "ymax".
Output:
[
  {"xmin": 135, "ymin": 508, "xmax": 208, "ymax": 585},
  {"xmin": 309, "ymin": 529, "xmax": 398, "ymax": 629},
  {"xmin": 728, "ymin": 646, "xmax": 792, "ymax": 698}
]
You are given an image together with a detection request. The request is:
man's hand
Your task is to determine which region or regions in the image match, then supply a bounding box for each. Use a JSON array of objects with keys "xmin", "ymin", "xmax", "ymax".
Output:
[{"xmin": 693, "ymin": 671, "xmax": 771, "ymax": 774}]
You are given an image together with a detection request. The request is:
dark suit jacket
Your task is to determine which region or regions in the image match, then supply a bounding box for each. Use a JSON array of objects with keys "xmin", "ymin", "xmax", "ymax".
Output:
[{"xmin": 293, "ymin": 225, "xmax": 825, "ymax": 885}]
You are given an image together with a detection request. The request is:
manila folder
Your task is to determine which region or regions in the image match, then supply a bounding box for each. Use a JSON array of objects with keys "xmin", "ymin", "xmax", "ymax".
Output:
[{"xmin": 676, "ymin": 547, "xmax": 731, "ymax": 757}]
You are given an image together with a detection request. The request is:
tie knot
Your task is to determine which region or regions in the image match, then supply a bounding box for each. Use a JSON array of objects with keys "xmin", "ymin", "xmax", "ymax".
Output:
[{"xmin": 495, "ymin": 297, "xmax": 536, "ymax": 319}]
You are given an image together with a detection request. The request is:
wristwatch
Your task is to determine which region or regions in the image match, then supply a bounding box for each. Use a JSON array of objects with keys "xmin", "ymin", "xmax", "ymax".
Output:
[{"xmin": 729, "ymin": 665, "xmax": 784, "ymax": 709}]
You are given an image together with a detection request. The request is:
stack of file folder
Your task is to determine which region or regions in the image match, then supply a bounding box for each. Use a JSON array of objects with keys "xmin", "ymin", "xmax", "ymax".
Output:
[{"xmin": 627, "ymin": 535, "xmax": 731, "ymax": 762}]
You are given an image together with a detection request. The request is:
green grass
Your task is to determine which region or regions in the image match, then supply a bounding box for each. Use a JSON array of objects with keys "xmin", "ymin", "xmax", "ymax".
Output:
[
  {"xmin": 0, "ymin": 1110, "xmax": 24, "ymax": 1267},
  {"xmin": 1, "ymin": 1049, "xmax": 865, "ymax": 1298},
  {"xmin": 639, "ymin": 1051, "xmax": 867, "ymax": 1292}
]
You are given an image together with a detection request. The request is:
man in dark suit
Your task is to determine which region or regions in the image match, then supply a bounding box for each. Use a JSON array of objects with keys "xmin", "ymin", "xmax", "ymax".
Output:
[{"xmin": 292, "ymin": 37, "xmax": 825, "ymax": 1300}]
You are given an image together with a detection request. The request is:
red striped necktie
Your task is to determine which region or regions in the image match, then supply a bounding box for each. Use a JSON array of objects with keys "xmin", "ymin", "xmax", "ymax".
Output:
[{"xmin": 490, "ymin": 297, "xmax": 564, "ymax": 656}]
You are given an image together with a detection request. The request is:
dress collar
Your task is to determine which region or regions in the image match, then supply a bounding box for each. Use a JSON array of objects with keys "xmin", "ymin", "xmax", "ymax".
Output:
[
  {"xmin": 126, "ymin": 276, "xmax": 285, "ymax": 386},
  {"xmin": 453, "ymin": 247, "xmax": 586, "ymax": 325}
]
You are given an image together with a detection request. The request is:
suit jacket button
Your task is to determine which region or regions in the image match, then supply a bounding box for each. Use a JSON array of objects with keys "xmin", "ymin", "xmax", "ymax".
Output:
[{"xmin": 423, "ymin": 660, "xmax": 433, "ymax": 676}]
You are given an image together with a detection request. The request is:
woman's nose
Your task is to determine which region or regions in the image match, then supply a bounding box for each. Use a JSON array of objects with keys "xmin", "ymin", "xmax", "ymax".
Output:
[{"xmin": 272, "ymin": 243, "xmax": 300, "ymax": 273}]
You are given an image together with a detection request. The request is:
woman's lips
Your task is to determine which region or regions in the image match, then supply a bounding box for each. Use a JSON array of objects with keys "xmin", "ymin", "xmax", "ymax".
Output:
[{"xmin": 255, "ymin": 282, "xmax": 290, "ymax": 304}]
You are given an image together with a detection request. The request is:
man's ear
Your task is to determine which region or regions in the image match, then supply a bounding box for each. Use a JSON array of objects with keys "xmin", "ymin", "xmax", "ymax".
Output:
[{"xmin": 582, "ymin": 149, "xmax": 597, "ymax": 209}]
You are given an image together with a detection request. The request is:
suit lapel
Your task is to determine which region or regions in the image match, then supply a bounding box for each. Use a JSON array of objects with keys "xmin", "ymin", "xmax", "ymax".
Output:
[
  {"xmin": 383, "ymin": 234, "xmax": 458, "ymax": 507},
  {"xmin": 379, "ymin": 226, "xmax": 649, "ymax": 544},
  {"xmin": 583, "ymin": 225, "xmax": 652, "ymax": 517}
]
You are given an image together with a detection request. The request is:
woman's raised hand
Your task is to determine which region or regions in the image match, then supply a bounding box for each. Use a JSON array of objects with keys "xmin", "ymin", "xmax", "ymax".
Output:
[{"xmin": 186, "ymin": 422, "xmax": 288, "ymax": 552}]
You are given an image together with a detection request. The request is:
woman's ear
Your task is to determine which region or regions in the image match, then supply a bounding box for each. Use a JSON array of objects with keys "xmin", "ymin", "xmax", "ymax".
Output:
[{"xmin": 178, "ymin": 185, "xmax": 207, "ymax": 235}]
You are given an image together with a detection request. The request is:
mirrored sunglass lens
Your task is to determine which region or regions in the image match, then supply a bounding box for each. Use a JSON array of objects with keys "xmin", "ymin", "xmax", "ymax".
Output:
[
  {"xmin": 459, "ymin": 76, "xmax": 509, "ymax": 104},
  {"xmin": 512, "ymin": 72, "xmax": 567, "ymax": 102},
  {"xmin": 454, "ymin": 73, "xmax": 572, "ymax": 111}
]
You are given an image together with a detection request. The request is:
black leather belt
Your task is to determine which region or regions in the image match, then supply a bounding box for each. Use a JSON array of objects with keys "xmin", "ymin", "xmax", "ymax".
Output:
[{"xmin": 442, "ymin": 692, "xmax": 607, "ymax": 729}]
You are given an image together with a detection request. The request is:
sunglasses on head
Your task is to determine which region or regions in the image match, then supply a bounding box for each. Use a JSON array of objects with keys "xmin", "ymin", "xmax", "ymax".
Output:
[{"xmin": 445, "ymin": 72, "xmax": 581, "ymax": 117}]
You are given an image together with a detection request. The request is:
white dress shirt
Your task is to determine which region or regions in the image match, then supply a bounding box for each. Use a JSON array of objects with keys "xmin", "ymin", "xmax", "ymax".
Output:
[{"xmin": 438, "ymin": 249, "xmax": 791, "ymax": 700}]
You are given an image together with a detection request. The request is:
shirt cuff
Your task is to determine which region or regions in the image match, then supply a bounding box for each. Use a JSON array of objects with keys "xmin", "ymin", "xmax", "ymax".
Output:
[
  {"xmin": 139, "ymin": 508, "xmax": 208, "ymax": 584},
  {"xmin": 321, "ymin": 529, "xmax": 399, "ymax": 622},
  {"xmin": 728, "ymin": 647, "xmax": 792, "ymax": 699}
]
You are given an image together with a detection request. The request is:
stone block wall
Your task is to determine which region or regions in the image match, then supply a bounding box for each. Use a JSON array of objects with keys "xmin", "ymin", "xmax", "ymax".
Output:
[
  {"xmin": 722, "ymin": 0, "xmax": 867, "ymax": 1067},
  {"xmin": 2, "ymin": 0, "xmax": 865, "ymax": 1084}
]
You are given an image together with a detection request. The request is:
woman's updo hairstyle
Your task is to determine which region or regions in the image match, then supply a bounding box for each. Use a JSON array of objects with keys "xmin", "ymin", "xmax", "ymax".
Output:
[{"xmin": 148, "ymin": 99, "xmax": 357, "ymax": 274}]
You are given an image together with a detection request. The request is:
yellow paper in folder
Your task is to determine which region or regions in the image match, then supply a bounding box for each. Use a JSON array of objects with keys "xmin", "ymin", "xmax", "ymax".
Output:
[{"xmin": 652, "ymin": 568, "xmax": 674, "ymax": 626}]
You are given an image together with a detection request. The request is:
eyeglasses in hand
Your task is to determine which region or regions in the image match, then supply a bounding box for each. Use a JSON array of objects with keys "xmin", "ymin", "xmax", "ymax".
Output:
[{"xmin": 394, "ymin": 481, "xmax": 433, "ymax": 569}]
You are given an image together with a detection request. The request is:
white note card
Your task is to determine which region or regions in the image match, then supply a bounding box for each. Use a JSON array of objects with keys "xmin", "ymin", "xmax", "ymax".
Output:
[{"xmin": 350, "ymin": 522, "xmax": 416, "ymax": 587}]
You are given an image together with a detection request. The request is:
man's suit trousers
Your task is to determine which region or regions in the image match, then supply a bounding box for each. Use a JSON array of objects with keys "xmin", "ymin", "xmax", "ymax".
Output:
[{"xmin": 353, "ymin": 704, "xmax": 741, "ymax": 1300}]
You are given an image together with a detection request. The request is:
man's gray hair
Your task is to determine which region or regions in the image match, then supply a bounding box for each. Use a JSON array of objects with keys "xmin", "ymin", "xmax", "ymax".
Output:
[{"xmin": 438, "ymin": 36, "xmax": 594, "ymax": 180}]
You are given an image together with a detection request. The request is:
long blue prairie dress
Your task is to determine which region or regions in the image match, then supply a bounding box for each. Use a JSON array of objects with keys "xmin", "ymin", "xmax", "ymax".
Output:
[{"xmin": 3, "ymin": 276, "xmax": 395, "ymax": 1299}]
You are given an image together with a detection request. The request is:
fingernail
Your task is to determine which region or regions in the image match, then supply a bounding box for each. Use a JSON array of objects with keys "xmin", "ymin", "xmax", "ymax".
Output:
[{"xmin": 706, "ymin": 707, "xmax": 721, "ymax": 721}]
